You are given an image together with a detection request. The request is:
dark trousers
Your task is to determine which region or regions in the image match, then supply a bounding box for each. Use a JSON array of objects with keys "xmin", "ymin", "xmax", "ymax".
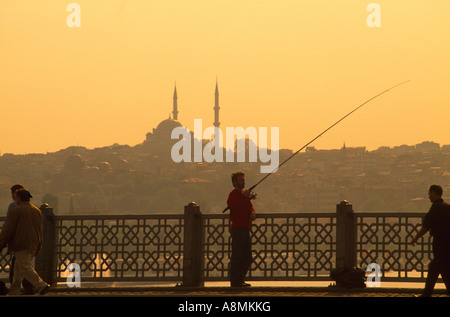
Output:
[
  {"xmin": 230, "ymin": 227, "xmax": 252, "ymax": 286},
  {"xmin": 424, "ymin": 238, "xmax": 450, "ymax": 296},
  {"xmin": 423, "ymin": 259, "xmax": 439, "ymax": 297}
]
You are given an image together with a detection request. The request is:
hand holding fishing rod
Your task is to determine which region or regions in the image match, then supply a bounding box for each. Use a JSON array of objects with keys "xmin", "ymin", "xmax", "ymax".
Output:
[
  {"xmin": 222, "ymin": 80, "xmax": 410, "ymax": 213},
  {"xmin": 243, "ymin": 190, "xmax": 257, "ymax": 200}
]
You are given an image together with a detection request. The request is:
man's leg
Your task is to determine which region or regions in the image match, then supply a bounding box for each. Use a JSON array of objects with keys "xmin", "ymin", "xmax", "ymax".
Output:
[
  {"xmin": 9, "ymin": 255, "xmax": 34, "ymax": 295},
  {"xmin": 9, "ymin": 255, "xmax": 15, "ymax": 285},
  {"xmin": 230, "ymin": 228, "xmax": 247, "ymax": 286},
  {"xmin": 438, "ymin": 243, "xmax": 450, "ymax": 295},
  {"xmin": 9, "ymin": 251, "xmax": 49, "ymax": 295},
  {"xmin": 9, "ymin": 253, "xmax": 25, "ymax": 295},
  {"xmin": 239, "ymin": 229, "xmax": 252, "ymax": 285},
  {"xmin": 422, "ymin": 259, "xmax": 439, "ymax": 297},
  {"xmin": 22, "ymin": 278, "xmax": 35, "ymax": 295}
]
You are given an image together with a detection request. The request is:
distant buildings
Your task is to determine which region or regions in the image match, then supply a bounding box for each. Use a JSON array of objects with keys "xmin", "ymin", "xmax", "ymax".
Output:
[{"xmin": 0, "ymin": 81, "xmax": 448, "ymax": 215}]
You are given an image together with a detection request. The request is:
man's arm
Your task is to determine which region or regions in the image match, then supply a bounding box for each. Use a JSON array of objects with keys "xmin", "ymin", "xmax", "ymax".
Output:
[{"xmin": 410, "ymin": 226, "xmax": 429, "ymax": 246}]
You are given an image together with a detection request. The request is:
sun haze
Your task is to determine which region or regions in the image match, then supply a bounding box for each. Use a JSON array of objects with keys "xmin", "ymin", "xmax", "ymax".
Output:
[{"xmin": 0, "ymin": 0, "xmax": 449, "ymax": 154}]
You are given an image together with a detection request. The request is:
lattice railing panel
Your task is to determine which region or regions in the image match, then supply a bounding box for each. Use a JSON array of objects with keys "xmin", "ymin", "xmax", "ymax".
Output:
[
  {"xmin": 54, "ymin": 215, "xmax": 184, "ymax": 281},
  {"xmin": 202, "ymin": 213, "xmax": 336, "ymax": 281},
  {"xmin": 355, "ymin": 212, "xmax": 431, "ymax": 281}
]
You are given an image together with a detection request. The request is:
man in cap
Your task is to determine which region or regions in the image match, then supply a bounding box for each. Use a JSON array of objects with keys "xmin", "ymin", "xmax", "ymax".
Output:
[
  {"xmin": 4, "ymin": 184, "xmax": 34, "ymax": 294},
  {"xmin": 0, "ymin": 188, "xmax": 50, "ymax": 295}
]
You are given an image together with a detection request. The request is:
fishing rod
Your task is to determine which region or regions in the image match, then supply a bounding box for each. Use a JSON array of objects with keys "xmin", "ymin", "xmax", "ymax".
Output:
[{"xmin": 222, "ymin": 80, "xmax": 410, "ymax": 213}]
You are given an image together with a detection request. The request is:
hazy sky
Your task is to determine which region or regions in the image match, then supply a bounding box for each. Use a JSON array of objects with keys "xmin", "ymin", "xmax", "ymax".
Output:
[{"xmin": 1, "ymin": 0, "xmax": 449, "ymax": 154}]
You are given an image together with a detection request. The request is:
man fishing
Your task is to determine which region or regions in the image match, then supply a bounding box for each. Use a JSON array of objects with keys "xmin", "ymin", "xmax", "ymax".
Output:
[
  {"xmin": 227, "ymin": 171, "xmax": 256, "ymax": 287},
  {"xmin": 222, "ymin": 80, "xmax": 410, "ymax": 289}
]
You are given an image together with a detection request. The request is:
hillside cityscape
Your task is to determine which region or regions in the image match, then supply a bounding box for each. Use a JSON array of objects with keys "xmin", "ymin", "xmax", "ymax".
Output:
[
  {"xmin": 1, "ymin": 86, "xmax": 449, "ymax": 215},
  {"xmin": 0, "ymin": 129, "xmax": 448, "ymax": 215}
]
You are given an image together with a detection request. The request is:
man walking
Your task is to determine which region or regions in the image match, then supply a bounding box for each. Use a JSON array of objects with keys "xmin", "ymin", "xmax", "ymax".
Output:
[
  {"xmin": 5, "ymin": 184, "xmax": 34, "ymax": 294},
  {"xmin": 0, "ymin": 188, "xmax": 50, "ymax": 295},
  {"xmin": 227, "ymin": 171, "xmax": 256, "ymax": 287},
  {"xmin": 410, "ymin": 184, "xmax": 450, "ymax": 296}
]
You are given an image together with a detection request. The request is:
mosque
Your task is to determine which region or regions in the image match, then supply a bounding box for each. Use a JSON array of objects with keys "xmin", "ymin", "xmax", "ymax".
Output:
[
  {"xmin": 63, "ymin": 81, "xmax": 222, "ymax": 176},
  {"xmin": 142, "ymin": 81, "xmax": 221, "ymax": 152}
]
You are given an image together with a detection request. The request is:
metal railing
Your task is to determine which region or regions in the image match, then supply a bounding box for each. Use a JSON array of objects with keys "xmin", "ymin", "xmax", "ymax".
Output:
[
  {"xmin": 202, "ymin": 212, "xmax": 337, "ymax": 282},
  {"xmin": 356, "ymin": 212, "xmax": 431, "ymax": 281},
  {"xmin": 53, "ymin": 214, "xmax": 184, "ymax": 282},
  {"xmin": 0, "ymin": 202, "xmax": 431, "ymax": 286}
]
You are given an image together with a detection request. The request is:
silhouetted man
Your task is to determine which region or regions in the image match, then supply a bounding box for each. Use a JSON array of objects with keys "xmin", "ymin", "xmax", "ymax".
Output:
[
  {"xmin": 227, "ymin": 171, "xmax": 256, "ymax": 287},
  {"xmin": 0, "ymin": 188, "xmax": 50, "ymax": 295},
  {"xmin": 410, "ymin": 184, "xmax": 450, "ymax": 296},
  {"xmin": 4, "ymin": 184, "xmax": 34, "ymax": 294}
]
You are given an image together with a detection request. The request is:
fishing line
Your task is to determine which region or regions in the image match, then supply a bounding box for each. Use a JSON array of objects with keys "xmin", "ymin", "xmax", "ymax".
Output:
[{"xmin": 222, "ymin": 80, "xmax": 410, "ymax": 213}]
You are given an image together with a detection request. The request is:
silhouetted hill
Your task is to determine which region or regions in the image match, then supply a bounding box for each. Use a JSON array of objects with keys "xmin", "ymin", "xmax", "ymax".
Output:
[{"xmin": 0, "ymin": 141, "xmax": 449, "ymax": 215}]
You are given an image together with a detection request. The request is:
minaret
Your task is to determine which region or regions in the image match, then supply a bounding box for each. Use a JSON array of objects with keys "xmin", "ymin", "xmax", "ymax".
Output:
[
  {"xmin": 172, "ymin": 83, "xmax": 178, "ymax": 121},
  {"xmin": 214, "ymin": 79, "xmax": 220, "ymax": 128}
]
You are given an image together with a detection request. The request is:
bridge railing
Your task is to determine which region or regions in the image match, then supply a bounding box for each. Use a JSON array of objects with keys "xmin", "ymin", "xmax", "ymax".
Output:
[{"xmin": 0, "ymin": 202, "xmax": 431, "ymax": 286}]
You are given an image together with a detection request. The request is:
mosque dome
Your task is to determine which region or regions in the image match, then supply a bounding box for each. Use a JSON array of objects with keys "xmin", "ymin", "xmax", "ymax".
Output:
[
  {"xmin": 64, "ymin": 154, "xmax": 85, "ymax": 170},
  {"xmin": 153, "ymin": 117, "xmax": 182, "ymax": 138}
]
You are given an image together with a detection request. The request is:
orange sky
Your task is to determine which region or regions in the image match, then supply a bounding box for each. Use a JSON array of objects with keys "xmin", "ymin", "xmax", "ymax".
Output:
[{"xmin": 0, "ymin": 0, "xmax": 449, "ymax": 154}]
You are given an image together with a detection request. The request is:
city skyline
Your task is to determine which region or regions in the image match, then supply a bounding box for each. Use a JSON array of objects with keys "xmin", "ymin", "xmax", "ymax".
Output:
[{"xmin": 1, "ymin": 1, "xmax": 449, "ymax": 154}]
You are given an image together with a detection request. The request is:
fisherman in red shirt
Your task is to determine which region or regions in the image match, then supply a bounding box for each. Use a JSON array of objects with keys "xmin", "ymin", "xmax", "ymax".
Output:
[{"xmin": 227, "ymin": 171, "xmax": 256, "ymax": 287}]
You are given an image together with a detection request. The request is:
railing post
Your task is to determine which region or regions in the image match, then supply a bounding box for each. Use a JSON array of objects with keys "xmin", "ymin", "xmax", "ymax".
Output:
[
  {"xmin": 35, "ymin": 204, "xmax": 57, "ymax": 286},
  {"xmin": 336, "ymin": 200, "xmax": 356, "ymax": 269},
  {"xmin": 182, "ymin": 202, "xmax": 204, "ymax": 287}
]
